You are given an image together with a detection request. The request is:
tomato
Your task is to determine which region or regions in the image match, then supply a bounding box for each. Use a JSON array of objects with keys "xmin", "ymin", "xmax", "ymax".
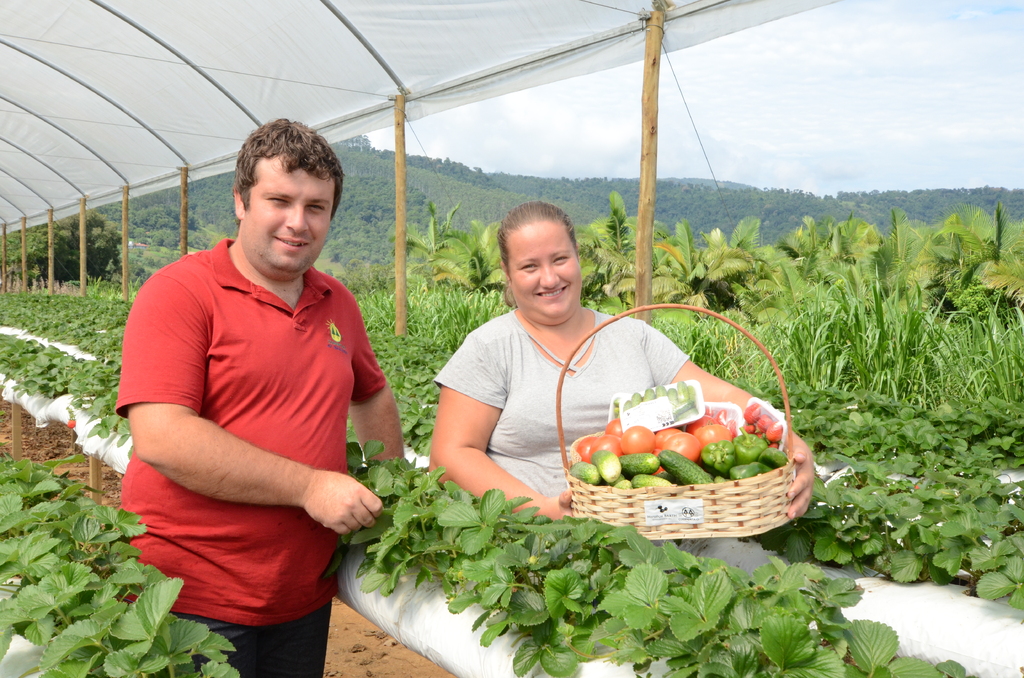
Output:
[
  {"xmin": 591, "ymin": 434, "xmax": 623, "ymax": 457},
  {"xmin": 684, "ymin": 415, "xmax": 716, "ymax": 434},
  {"xmin": 693, "ymin": 423, "xmax": 733, "ymax": 448},
  {"xmin": 605, "ymin": 418, "xmax": 623, "ymax": 437},
  {"xmin": 575, "ymin": 436, "xmax": 598, "ymax": 463},
  {"xmin": 661, "ymin": 431, "xmax": 702, "ymax": 462},
  {"xmin": 620, "ymin": 426, "xmax": 656, "ymax": 455},
  {"xmin": 654, "ymin": 427, "xmax": 683, "ymax": 448}
]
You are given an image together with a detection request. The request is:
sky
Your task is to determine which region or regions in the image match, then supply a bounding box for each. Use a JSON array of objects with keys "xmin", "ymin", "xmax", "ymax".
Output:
[{"xmin": 366, "ymin": 0, "xmax": 1024, "ymax": 198}]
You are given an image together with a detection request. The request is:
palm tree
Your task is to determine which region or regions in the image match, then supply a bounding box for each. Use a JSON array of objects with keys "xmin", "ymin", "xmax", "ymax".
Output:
[
  {"xmin": 431, "ymin": 220, "xmax": 504, "ymax": 292},
  {"xmin": 406, "ymin": 201, "xmax": 460, "ymax": 280},
  {"xmin": 922, "ymin": 202, "xmax": 1024, "ymax": 310}
]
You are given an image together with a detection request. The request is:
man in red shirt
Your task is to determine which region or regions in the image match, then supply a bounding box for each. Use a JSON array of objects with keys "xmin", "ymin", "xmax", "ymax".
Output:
[{"xmin": 117, "ymin": 119, "xmax": 403, "ymax": 677}]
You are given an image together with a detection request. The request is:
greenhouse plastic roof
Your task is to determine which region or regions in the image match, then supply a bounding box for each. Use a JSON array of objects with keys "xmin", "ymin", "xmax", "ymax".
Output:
[{"xmin": 0, "ymin": 0, "xmax": 837, "ymax": 226}]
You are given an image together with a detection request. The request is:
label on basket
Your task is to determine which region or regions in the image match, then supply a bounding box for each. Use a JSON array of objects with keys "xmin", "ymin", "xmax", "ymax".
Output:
[
  {"xmin": 644, "ymin": 498, "xmax": 704, "ymax": 526},
  {"xmin": 621, "ymin": 399, "xmax": 677, "ymax": 431}
]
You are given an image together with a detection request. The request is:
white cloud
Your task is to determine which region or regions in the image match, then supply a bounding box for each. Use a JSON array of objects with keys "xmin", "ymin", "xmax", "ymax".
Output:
[{"xmin": 368, "ymin": 0, "xmax": 1024, "ymax": 197}]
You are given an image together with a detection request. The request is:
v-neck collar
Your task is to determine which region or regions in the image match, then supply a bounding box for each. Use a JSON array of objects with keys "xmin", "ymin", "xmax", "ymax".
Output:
[{"xmin": 511, "ymin": 310, "xmax": 600, "ymax": 377}]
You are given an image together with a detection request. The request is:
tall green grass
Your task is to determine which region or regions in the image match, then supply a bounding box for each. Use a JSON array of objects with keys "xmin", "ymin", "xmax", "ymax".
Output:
[
  {"xmin": 356, "ymin": 282, "xmax": 1024, "ymax": 408},
  {"xmin": 657, "ymin": 284, "xmax": 1024, "ymax": 407},
  {"xmin": 359, "ymin": 286, "xmax": 507, "ymax": 353}
]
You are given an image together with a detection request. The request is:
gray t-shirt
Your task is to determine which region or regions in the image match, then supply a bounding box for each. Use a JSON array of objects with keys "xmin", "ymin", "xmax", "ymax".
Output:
[{"xmin": 435, "ymin": 310, "xmax": 689, "ymax": 497}]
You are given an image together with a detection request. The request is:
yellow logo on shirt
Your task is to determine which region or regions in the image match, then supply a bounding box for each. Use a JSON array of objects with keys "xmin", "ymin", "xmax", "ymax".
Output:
[
  {"xmin": 326, "ymin": 320, "xmax": 347, "ymax": 353},
  {"xmin": 327, "ymin": 320, "xmax": 342, "ymax": 343}
]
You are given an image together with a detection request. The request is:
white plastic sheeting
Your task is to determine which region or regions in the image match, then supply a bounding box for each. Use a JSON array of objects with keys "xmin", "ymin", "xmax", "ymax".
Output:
[
  {"xmin": 0, "ymin": 0, "xmax": 839, "ymax": 225},
  {"xmin": 1, "ymin": 326, "xmax": 131, "ymax": 472},
  {"xmin": 337, "ymin": 540, "xmax": 1024, "ymax": 678}
]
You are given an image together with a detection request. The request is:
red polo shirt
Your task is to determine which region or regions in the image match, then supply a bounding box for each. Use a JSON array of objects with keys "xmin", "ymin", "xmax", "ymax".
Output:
[{"xmin": 117, "ymin": 239, "xmax": 386, "ymax": 625}]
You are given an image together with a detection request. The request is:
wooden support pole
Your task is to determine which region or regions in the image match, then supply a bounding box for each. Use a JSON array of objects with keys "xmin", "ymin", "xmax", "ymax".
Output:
[
  {"xmin": 79, "ymin": 197, "xmax": 87, "ymax": 296},
  {"xmin": 11, "ymin": 403, "xmax": 23, "ymax": 460},
  {"xmin": 635, "ymin": 9, "xmax": 665, "ymax": 323},
  {"xmin": 89, "ymin": 457, "xmax": 103, "ymax": 503},
  {"xmin": 48, "ymin": 209, "xmax": 54, "ymax": 295},
  {"xmin": 1, "ymin": 222, "xmax": 6, "ymax": 293},
  {"xmin": 180, "ymin": 166, "xmax": 189, "ymax": 258},
  {"xmin": 20, "ymin": 216, "xmax": 27, "ymax": 292},
  {"xmin": 122, "ymin": 185, "xmax": 130, "ymax": 301},
  {"xmin": 394, "ymin": 94, "xmax": 408, "ymax": 336}
]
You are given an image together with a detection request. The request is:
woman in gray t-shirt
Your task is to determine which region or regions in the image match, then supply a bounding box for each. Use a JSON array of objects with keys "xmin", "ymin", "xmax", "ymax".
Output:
[{"xmin": 430, "ymin": 201, "xmax": 815, "ymax": 521}]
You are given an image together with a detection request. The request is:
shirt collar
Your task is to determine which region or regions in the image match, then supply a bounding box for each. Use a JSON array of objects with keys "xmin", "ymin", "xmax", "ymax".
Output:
[{"xmin": 211, "ymin": 238, "xmax": 331, "ymax": 304}]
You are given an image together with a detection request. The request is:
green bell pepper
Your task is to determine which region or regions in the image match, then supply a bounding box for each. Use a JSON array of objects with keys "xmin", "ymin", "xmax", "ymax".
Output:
[
  {"xmin": 729, "ymin": 462, "xmax": 772, "ymax": 480},
  {"xmin": 733, "ymin": 433, "xmax": 768, "ymax": 466},
  {"xmin": 700, "ymin": 440, "xmax": 736, "ymax": 476},
  {"xmin": 758, "ymin": 447, "xmax": 789, "ymax": 470}
]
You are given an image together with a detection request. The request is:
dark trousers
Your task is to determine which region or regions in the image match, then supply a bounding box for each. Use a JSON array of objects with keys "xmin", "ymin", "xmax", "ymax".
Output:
[{"xmin": 175, "ymin": 601, "xmax": 332, "ymax": 678}]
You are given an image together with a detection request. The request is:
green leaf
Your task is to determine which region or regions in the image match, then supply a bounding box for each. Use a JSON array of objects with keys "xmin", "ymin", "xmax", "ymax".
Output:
[
  {"xmin": 168, "ymin": 618, "xmax": 211, "ymax": 653},
  {"xmin": 349, "ymin": 513, "xmax": 394, "ymax": 545},
  {"xmin": 889, "ymin": 656, "xmax": 943, "ymax": 678},
  {"xmin": 624, "ymin": 562, "xmax": 669, "ymax": 607},
  {"xmin": 363, "ymin": 440, "xmax": 386, "ymax": 461},
  {"xmin": 23, "ymin": 615, "xmax": 56, "ymax": 645},
  {"xmin": 367, "ymin": 466, "xmax": 394, "ymax": 495},
  {"xmin": 38, "ymin": 619, "xmax": 101, "ymax": 669},
  {"xmin": 509, "ymin": 589, "xmax": 549, "ymax": 627},
  {"xmin": 103, "ymin": 647, "xmax": 142, "ymax": 676},
  {"xmin": 544, "ymin": 569, "xmax": 585, "ymax": 618},
  {"xmin": 201, "ymin": 660, "xmax": 242, "ymax": 677},
  {"xmin": 479, "ymin": 489, "xmax": 507, "ymax": 524},
  {"xmin": 845, "ymin": 619, "xmax": 899, "ymax": 673},
  {"xmin": 70, "ymin": 515, "xmax": 102, "ymax": 543},
  {"xmin": 783, "ymin": 649, "xmax": 846, "ymax": 678},
  {"xmin": 438, "ymin": 502, "xmax": 481, "ymax": 528},
  {"xmin": 0, "ymin": 627, "xmax": 10, "ymax": 663},
  {"xmin": 934, "ymin": 660, "xmax": 968, "ymax": 678},
  {"xmin": 889, "ymin": 551, "xmax": 924, "ymax": 582},
  {"xmin": 761, "ymin": 614, "xmax": 816, "ymax": 669},
  {"xmin": 108, "ymin": 606, "xmax": 148, "ymax": 642},
  {"xmin": 975, "ymin": 572, "xmax": 1017, "ymax": 600},
  {"xmin": 460, "ymin": 525, "xmax": 494, "ymax": 555},
  {"xmin": 667, "ymin": 599, "xmax": 711, "ymax": 642},
  {"xmin": 539, "ymin": 643, "xmax": 579, "ymax": 677},
  {"xmin": 512, "ymin": 638, "xmax": 543, "ymax": 677},
  {"xmin": 480, "ymin": 618, "xmax": 510, "ymax": 647},
  {"xmin": 135, "ymin": 577, "xmax": 183, "ymax": 637}
]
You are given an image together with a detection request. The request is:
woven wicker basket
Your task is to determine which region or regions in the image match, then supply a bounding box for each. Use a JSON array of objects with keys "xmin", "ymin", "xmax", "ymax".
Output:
[{"xmin": 557, "ymin": 304, "xmax": 796, "ymax": 540}]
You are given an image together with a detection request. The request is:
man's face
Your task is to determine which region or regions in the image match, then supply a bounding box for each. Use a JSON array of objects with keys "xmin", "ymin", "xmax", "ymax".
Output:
[{"xmin": 232, "ymin": 157, "xmax": 334, "ymax": 287}]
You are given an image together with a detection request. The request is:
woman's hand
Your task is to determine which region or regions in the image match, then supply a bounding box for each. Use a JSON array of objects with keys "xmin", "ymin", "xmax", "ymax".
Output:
[
  {"xmin": 535, "ymin": 490, "xmax": 573, "ymax": 521},
  {"xmin": 786, "ymin": 434, "xmax": 816, "ymax": 519}
]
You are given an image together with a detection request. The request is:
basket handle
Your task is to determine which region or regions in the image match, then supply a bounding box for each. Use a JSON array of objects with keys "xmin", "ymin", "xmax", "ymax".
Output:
[{"xmin": 556, "ymin": 304, "xmax": 795, "ymax": 471}]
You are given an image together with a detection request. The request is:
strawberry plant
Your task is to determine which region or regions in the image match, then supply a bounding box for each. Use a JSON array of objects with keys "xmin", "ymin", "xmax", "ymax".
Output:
[
  {"xmin": 337, "ymin": 445, "xmax": 970, "ymax": 677},
  {"xmin": 0, "ymin": 454, "xmax": 237, "ymax": 676}
]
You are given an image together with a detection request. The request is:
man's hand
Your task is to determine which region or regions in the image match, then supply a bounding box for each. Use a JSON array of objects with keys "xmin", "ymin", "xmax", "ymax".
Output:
[{"xmin": 301, "ymin": 470, "xmax": 384, "ymax": 534}]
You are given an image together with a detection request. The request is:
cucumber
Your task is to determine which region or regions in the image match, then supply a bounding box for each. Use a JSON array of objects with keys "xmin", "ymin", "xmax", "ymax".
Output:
[
  {"xmin": 666, "ymin": 387, "xmax": 681, "ymax": 406},
  {"xmin": 619, "ymin": 452, "xmax": 660, "ymax": 478},
  {"xmin": 591, "ymin": 449, "xmax": 622, "ymax": 485},
  {"xmin": 658, "ymin": 449, "xmax": 713, "ymax": 486},
  {"xmin": 613, "ymin": 478, "xmax": 633, "ymax": 489},
  {"xmin": 643, "ymin": 387, "xmax": 656, "ymax": 402},
  {"xmin": 631, "ymin": 474, "xmax": 674, "ymax": 488},
  {"xmin": 655, "ymin": 384, "xmax": 668, "ymax": 399},
  {"xmin": 569, "ymin": 461, "xmax": 601, "ymax": 485}
]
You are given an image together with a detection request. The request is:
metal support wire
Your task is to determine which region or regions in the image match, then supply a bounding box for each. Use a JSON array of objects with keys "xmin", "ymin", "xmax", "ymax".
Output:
[{"xmin": 661, "ymin": 47, "xmax": 735, "ymax": 228}]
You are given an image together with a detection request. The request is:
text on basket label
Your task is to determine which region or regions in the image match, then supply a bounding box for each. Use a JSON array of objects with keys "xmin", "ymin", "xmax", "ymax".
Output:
[{"xmin": 644, "ymin": 498, "xmax": 705, "ymax": 526}]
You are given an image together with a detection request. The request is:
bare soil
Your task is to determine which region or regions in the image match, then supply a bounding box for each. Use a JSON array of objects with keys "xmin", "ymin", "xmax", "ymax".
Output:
[{"xmin": 1, "ymin": 400, "xmax": 455, "ymax": 678}]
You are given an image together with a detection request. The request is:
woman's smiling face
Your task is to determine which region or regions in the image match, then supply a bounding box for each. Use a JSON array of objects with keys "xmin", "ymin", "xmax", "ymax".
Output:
[{"xmin": 501, "ymin": 219, "xmax": 583, "ymax": 326}]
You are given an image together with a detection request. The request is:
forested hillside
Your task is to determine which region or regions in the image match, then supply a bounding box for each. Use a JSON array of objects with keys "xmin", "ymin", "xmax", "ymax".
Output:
[{"xmin": 94, "ymin": 136, "xmax": 1024, "ymax": 266}]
